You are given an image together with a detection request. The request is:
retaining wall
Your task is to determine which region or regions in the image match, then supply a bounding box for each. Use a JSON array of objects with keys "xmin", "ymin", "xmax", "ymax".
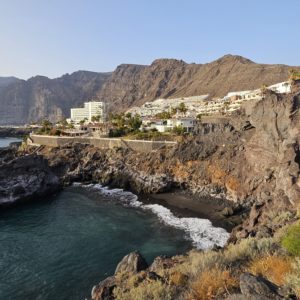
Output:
[{"xmin": 29, "ymin": 134, "xmax": 176, "ymax": 153}]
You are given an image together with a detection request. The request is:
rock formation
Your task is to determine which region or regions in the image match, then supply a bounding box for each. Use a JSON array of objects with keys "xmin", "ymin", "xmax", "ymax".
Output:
[
  {"xmin": 1, "ymin": 54, "xmax": 300, "ymax": 124},
  {"xmin": 0, "ymin": 153, "xmax": 61, "ymax": 207}
]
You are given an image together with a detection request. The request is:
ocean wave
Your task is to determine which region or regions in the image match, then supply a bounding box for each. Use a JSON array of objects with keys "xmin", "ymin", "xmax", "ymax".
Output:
[{"xmin": 73, "ymin": 183, "xmax": 230, "ymax": 249}]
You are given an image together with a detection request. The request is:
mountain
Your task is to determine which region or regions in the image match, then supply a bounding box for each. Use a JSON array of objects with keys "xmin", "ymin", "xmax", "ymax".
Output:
[
  {"xmin": 0, "ymin": 76, "xmax": 20, "ymax": 88},
  {"xmin": 0, "ymin": 71, "xmax": 111, "ymax": 125},
  {"xmin": 1, "ymin": 55, "xmax": 300, "ymax": 125},
  {"xmin": 97, "ymin": 54, "xmax": 300, "ymax": 111}
]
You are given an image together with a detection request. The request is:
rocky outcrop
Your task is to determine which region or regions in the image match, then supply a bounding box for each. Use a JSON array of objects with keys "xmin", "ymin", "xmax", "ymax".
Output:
[
  {"xmin": 0, "ymin": 154, "xmax": 61, "ymax": 207},
  {"xmin": 91, "ymin": 251, "xmax": 148, "ymax": 300},
  {"xmin": 115, "ymin": 251, "xmax": 148, "ymax": 275}
]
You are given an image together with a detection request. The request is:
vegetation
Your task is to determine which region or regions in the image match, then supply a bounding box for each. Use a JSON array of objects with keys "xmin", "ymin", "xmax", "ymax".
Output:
[
  {"xmin": 91, "ymin": 115, "xmax": 101, "ymax": 122},
  {"xmin": 37, "ymin": 119, "xmax": 53, "ymax": 135},
  {"xmin": 285, "ymin": 257, "xmax": 300, "ymax": 298},
  {"xmin": 172, "ymin": 125, "xmax": 185, "ymax": 135},
  {"xmin": 112, "ymin": 221, "xmax": 300, "ymax": 299},
  {"xmin": 177, "ymin": 102, "xmax": 188, "ymax": 115},
  {"xmin": 114, "ymin": 271, "xmax": 176, "ymax": 300},
  {"xmin": 289, "ymin": 69, "xmax": 300, "ymax": 82},
  {"xmin": 281, "ymin": 221, "xmax": 300, "ymax": 256},
  {"xmin": 155, "ymin": 111, "xmax": 172, "ymax": 119},
  {"xmin": 108, "ymin": 112, "xmax": 142, "ymax": 137},
  {"xmin": 247, "ymin": 255, "xmax": 292, "ymax": 285},
  {"xmin": 187, "ymin": 268, "xmax": 238, "ymax": 300}
]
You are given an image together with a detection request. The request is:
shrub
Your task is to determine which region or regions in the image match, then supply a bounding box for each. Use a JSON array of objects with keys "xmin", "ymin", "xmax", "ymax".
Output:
[
  {"xmin": 177, "ymin": 238, "xmax": 276, "ymax": 279},
  {"xmin": 281, "ymin": 221, "xmax": 300, "ymax": 256},
  {"xmin": 247, "ymin": 255, "xmax": 292, "ymax": 285},
  {"xmin": 187, "ymin": 267, "xmax": 238, "ymax": 300},
  {"xmin": 285, "ymin": 257, "xmax": 300, "ymax": 298},
  {"xmin": 168, "ymin": 270, "xmax": 188, "ymax": 286},
  {"xmin": 114, "ymin": 280, "xmax": 176, "ymax": 300}
]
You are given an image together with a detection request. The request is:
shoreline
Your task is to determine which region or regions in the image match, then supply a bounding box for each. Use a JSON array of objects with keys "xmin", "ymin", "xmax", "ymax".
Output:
[{"xmin": 139, "ymin": 190, "xmax": 243, "ymax": 232}]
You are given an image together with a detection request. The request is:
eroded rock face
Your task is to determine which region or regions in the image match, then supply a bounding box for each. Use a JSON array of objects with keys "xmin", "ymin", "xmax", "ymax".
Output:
[{"xmin": 0, "ymin": 154, "xmax": 61, "ymax": 206}]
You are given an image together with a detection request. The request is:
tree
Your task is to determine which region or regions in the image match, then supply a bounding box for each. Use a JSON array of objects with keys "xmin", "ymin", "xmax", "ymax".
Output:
[
  {"xmin": 172, "ymin": 125, "xmax": 185, "ymax": 135},
  {"xmin": 79, "ymin": 119, "xmax": 85, "ymax": 125},
  {"xmin": 196, "ymin": 114, "xmax": 202, "ymax": 121},
  {"xmin": 155, "ymin": 111, "xmax": 171, "ymax": 119},
  {"xmin": 128, "ymin": 115, "xmax": 142, "ymax": 131},
  {"xmin": 42, "ymin": 119, "xmax": 52, "ymax": 128},
  {"xmin": 178, "ymin": 103, "xmax": 188, "ymax": 115},
  {"xmin": 91, "ymin": 115, "xmax": 101, "ymax": 122},
  {"xmin": 171, "ymin": 107, "xmax": 178, "ymax": 116}
]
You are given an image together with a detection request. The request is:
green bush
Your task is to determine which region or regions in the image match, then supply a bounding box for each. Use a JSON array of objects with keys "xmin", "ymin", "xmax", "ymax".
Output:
[{"xmin": 281, "ymin": 221, "xmax": 300, "ymax": 256}]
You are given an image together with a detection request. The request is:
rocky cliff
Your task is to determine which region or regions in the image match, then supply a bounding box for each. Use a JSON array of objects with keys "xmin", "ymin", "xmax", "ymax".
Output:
[
  {"xmin": 1, "ymin": 55, "xmax": 300, "ymax": 124},
  {"xmin": 0, "ymin": 71, "xmax": 110, "ymax": 125}
]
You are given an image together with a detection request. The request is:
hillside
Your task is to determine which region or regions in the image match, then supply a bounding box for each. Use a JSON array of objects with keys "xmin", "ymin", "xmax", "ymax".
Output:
[
  {"xmin": 1, "ymin": 54, "xmax": 300, "ymax": 124},
  {"xmin": 98, "ymin": 54, "xmax": 300, "ymax": 111}
]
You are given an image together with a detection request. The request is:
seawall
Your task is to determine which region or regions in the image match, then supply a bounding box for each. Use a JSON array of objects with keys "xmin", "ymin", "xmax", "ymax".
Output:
[{"xmin": 29, "ymin": 134, "xmax": 177, "ymax": 153}]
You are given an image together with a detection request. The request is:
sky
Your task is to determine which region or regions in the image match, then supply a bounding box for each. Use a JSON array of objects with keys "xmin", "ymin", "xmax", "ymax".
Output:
[{"xmin": 0, "ymin": 0, "xmax": 300, "ymax": 79}]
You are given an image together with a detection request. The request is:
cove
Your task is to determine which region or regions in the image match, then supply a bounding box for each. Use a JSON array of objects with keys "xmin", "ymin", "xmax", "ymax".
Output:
[{"xmin": 0, "ymin": 186, "xmax": 191, "ymax": 300}]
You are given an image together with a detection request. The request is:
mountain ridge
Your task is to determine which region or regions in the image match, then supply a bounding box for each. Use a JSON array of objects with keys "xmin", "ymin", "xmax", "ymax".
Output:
[{"xmin": 1, "ymin": 54, "xmax": 300, "ymax": 124}]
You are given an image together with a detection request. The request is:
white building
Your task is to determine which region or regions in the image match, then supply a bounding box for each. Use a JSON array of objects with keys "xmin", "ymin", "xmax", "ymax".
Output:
[
  {"xmin": 267, "ymin": 81, "xmax": 291, "ymax": 94},
  {"xmin": 70, "ymin": 101, "xmax": 104, "ymax": 124},
  {"xmin": 143, "ymin": 117, "xmax": 197, "ymax": 133}
]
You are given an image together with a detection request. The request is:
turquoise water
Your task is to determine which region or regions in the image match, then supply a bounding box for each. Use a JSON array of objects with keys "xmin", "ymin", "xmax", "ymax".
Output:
[
  {"xmin": 0, "ymin": 137, "xmax": 22, "ymax": 148},
  {"xmin": 0, "ymin": 187, "xmax": 191, "ymax": 300}
]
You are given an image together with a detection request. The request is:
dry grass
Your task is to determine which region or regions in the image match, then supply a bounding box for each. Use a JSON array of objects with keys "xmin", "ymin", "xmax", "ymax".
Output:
[
  {"xmin": 168, "ymin": 270, "xmax": 188, "ymax": 286},
  {"xmin": 247, "ymin": 255, "xmax": 292, "ymax": 285},
  {"xmin": 187, "ymin": 267, "xmax": 238, "ymax": 300},
  {"xmin": 177, "ymin": 237, "xmax": 276, "ymax": 279},
  {"xmin": 285, "ymin": 257, "xmax": 300, "ymax": 298},
  {"xmin": 114, "ymin": 280, "xmax": 175, "ymax": 300}
]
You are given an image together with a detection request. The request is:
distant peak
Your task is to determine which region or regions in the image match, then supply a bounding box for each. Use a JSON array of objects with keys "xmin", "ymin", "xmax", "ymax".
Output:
[
  {"xmin": 151, "ymin": 58, "xmax": 187, "ymax": 66},
  {"xmin": 216, "ymin": 54, "xmax": 255, "ymax": 64}
]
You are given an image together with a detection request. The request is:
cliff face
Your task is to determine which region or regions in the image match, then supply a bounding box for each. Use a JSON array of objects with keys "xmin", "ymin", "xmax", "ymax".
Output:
[
  {"xmin": 1, "ymin": 55, "xmax": 300, "ymax": 125},
  {"xmin": 98, "ymin": 55, "xmax": 300, "ymax": 111},
  {"xmin": 0, "ymin": 71, "xmax": 110, "ymax": 125}
]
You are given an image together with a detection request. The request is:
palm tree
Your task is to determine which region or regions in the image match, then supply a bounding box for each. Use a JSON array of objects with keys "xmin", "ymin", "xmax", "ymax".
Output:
[{"xmin": 178, "ymin": 102, "xmax": 188, "ymax": 116}]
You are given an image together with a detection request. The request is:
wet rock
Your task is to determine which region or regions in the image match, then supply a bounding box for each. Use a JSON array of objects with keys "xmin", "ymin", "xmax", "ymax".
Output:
[{"xmin": 115, "ymin": 251, "xmax": 148, "ymax": 274}]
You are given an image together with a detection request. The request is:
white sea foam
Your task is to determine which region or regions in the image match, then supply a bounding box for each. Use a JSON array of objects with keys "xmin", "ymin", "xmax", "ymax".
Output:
[{"xmin": 73, "ymin": 183, "xmax": 230, "ymax": 249}]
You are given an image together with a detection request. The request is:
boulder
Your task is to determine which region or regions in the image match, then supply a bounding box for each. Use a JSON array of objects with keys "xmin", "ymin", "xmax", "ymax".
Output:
[
  {"xmin": 115, "ymin": 251, "xmax": 148, "ymax": 274},
  {"xmin": 239, "ymin": 273, "xmax": 284, "ymax": 300}
]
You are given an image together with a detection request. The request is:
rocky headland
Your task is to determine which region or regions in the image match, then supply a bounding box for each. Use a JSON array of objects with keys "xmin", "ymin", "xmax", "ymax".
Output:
[{"xmin": 1, "ymin": 85, "xmax": 300, "ymax": 299}]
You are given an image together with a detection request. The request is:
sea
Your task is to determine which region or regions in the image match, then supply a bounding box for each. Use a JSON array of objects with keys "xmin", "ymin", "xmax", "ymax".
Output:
[{"xmin": 0, "ymin": 138, "xmax": 229, "ymax": 300}]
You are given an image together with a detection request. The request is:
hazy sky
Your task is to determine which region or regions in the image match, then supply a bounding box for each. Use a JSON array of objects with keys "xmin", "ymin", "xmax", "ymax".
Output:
[{"xmin": 1, "ymin": 0, "xmax": 300, "ymax": 79}]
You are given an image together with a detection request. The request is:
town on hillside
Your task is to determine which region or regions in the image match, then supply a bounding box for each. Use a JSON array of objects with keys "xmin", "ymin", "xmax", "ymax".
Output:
[{"xmin": 31, "ymin": 74, "xmax": 300, "ymax": 140}]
